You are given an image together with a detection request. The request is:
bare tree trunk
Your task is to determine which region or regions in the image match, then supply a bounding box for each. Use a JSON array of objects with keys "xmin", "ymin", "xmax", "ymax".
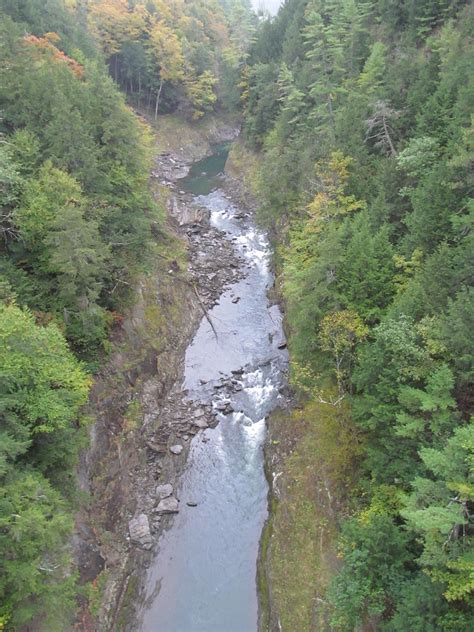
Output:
[
  {"xmin": 382, "ymin": 114, "xmax": 397, "ymax": 157},
  {"xmin": 154, "ymin": 78, "xmax": 163, "ymax": 120}
]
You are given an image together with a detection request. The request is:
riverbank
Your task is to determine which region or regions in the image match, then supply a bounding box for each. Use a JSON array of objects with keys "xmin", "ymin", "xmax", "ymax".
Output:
[{"xmin": 76, "ymin": 113, "xmax": 242, "ymax": 630}]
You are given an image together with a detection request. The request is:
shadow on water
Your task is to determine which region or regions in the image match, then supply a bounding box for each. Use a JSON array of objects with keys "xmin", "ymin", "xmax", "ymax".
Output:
[{"xmin": 138, "ymin": 146, "xmax": 288, "ymax": 632}]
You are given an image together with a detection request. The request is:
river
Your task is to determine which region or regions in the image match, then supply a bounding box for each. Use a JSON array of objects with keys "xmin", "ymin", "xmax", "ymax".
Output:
[{"xmin": 138, "ymin": 146, "xmax": 288, "ymax": 632}]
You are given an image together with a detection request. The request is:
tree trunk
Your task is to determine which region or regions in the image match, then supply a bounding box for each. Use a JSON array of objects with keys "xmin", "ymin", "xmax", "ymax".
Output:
[
  {"xmin": 154, "ymin": 78, "xmax": 163, "ymax": 120},
  {"xmin": 382, "ymin": 115, "xmax": 397, "ymax": 157}
]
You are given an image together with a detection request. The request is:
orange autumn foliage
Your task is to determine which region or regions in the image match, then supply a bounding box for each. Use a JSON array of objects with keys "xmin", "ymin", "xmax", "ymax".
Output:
[{"xmin": 23, "ymin": 33, "xmax": 84, "ymax": 78}]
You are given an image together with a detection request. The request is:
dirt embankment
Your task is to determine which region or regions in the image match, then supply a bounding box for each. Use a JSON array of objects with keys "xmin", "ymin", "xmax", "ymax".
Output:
[{"xmin": 75, "ymin": 114, "xmax": 241, "ymax": 631}]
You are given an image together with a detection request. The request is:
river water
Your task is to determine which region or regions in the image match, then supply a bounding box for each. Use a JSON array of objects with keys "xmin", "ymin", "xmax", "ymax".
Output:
[{"xmin": 139, "ymin": 148, "xmax": 288, "ymax": 632}]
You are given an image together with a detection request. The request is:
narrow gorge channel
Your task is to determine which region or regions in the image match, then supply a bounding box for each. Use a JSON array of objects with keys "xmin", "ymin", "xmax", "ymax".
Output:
[{"xmin": 138, "ymin": 147, "xmax": 288, "ymax": 631}]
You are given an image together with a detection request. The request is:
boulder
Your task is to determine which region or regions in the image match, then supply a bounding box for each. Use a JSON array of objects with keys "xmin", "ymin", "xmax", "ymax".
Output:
[
  {"xmin": 215, "ymin": 400, "xmax": 231, "ymax": 411},
  {"xmin": 192, "ymin": 417, "xmax": 208, "ymax": 429},
  {"xmin": 169, "ymin": 444, "xmax": 183, "ymax": 455},
  {"xmin": 156, "ymin": 497, "xmax": 180, "ymax": 514},
  {"xmin": 129, "ymin": 514, "xmax": 153, "ymax": 549},
  {"xmin": 156, "ymin": 483, "xmax": 173, "ymax": 499}
]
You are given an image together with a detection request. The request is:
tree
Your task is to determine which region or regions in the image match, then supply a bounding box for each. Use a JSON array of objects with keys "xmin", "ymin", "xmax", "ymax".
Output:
[
  {"xmin": 307, "ymin": 151, "xmax": 366, "ymax": 231},
  {"xmin": 402, "ymin": 422, "xmax": 474, "ymax": 603},
  {"xmin": 337, "ymin": 213, "xmax": 396, "ymax": 322},
  {"xmin": 329, "ymin": 514, "xmax": 410, "ymax": 631},
  {"xmin": 44, "ymin": 202, "xmax": 108, "ymax": 349},
  {"xmin": 0, "ymin": 303, "xmax": 90, "ymax": 441},
  {"xmin": 319, "ymin": 309, "xmax": 368, "ymax": 396},
  {"xmin": 0, "ymin": 470, "xmax": 77, "ymax": 630},
  {"xmin": 0, "ymin": 140, "xmax": 23, "ymax": 243},
  {"xmin": 365, "ymin": 99, "xmax": 401, "ymax": 158},
  {"xmin": 14, "ymin": 162, "xmax": 82, "ymax": 243},
  {"xmin": 0, "ymin": 303, "xmax": 90, "ymax": 627},
  {"xmin": 185, "ymin": 69, "xmax": 218, "ymax": 119},
  {"xmin": 395, "ymin": 364, "xmax": 458, "ymax": 444},
  {"xmin": 146, "ymin": 19, "xmax": 185, "ymax": 118}
]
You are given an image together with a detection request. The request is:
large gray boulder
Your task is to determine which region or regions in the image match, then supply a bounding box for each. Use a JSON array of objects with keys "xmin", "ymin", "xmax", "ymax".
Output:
[
  {"xmin": 156, "ymin": 483, "xmax": 174, "ymax": 499},
  {"xmin": 192, "ymin": 417, "xmax": 208, "ymax": 429},
  {"xmin": 156, "ymin": 497, "xmax": 180, "ymax": 514},
  {"xmin": 129, "ymin": 514, "xmax": 153, "ymax": 549}
]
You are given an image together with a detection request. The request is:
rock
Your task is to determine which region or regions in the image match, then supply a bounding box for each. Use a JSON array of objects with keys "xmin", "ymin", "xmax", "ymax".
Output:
[
  {"xmin": 156, "ymin": 483, "xmax": 173, "ymax": 499},
  {"xmin": 231, "ymin": 296, "xmax": 240, "ymax": 304},
  {"xmin": 215, "ymin": 400, "xmax": 231, "ymax": 411},
  {"xmin": 156, "ymin": 496, "xmax": 180, "ymax": 514},
  {"xmin": 129, "ymin": 514, "xmax": 153, "ymax": 549},
  {"xmin": 193, "ymin": 408, "xmax": 205, "ymax": 418},
  {"xmin": 169, "ymin": 444, "xmax": 183, "ymax": 455},
  {"xmin": 192, "ymin": 417, "xmax": 208, "ymax": 429},
  {"xmin": 186, "ymin": 501, "xmax": 198, "ymax": 507},
  {"xmin": 146, "ymin": 441, "xmax": 167, "ymax": 454},
  {"xmin": 231, "ymin": 368, "xmax": 244, "ymax": 376},
  {"xmin": 277, "ymin": 341, "xmax": 287, "ymax": 349}
]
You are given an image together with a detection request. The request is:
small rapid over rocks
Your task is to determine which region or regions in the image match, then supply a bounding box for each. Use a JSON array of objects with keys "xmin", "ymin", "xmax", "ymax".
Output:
[{"xmin": 138, "ymin": 147, "xmax": 288, "ymax": 631}]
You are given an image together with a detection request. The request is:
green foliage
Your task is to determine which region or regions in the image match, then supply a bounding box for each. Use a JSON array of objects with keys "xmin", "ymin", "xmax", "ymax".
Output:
[
  {"xmin": 0, "ymin": 1, "xmax": 188, "ymax": 626},
  {"xmin": 0, "ymin": 9, "xmax": 162, "ymax": 352},
  {"xmin": 243, "ymin": 0, "xmax": 474, "ymax": 627},
  {"xmin": 0, "ymin": 303, "xmax": 89, "ymax": 629},
  {"xmin": 0, "ymin": 470, "xmax": 77, "ymax": 630},
  {"xmin": 402, "ymin": 422, "xmax": 474, "ymax": 601},
  {"xmin": 329, "ymin": 514, "xmax": 410, "ymax": 630},
  {"xmin": 383, "ymin": 573, "xmax": 474, "ymax": 632}
]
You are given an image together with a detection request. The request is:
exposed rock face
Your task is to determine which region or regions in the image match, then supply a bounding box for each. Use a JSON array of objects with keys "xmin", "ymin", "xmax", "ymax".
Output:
[
  {"xmin": 156, "ymin": 483, "xmax": 174, "ymax": 499},
  {"xmin": 129, "ymin": 514, "xmax": 153, "ymax": 549},
  {"xmin": 156, "ymin": 497, "xmax": 180, "ymax": 514}
]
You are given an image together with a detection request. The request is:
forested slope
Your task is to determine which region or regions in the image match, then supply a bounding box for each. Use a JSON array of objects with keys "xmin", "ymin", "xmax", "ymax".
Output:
[
  {"xmin": 242, "ymin": 0, "xmax": 474, "ymax": 630},
  {"xmin": 0, "ymin": 1, "xmax": 250, "ymax": 629}
]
